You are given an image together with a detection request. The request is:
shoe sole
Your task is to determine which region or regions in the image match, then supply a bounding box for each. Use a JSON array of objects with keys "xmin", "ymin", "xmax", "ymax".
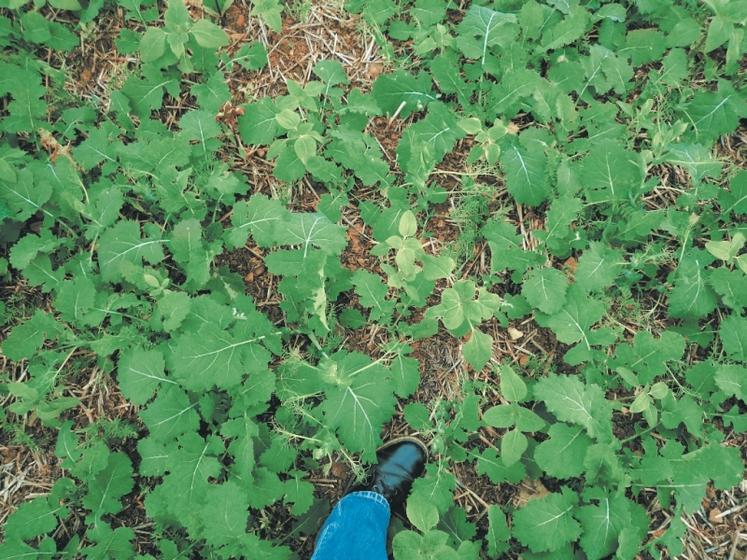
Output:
[{"xmin": 376, "ymin": 435, "xmax": 429, "ymax": 462}]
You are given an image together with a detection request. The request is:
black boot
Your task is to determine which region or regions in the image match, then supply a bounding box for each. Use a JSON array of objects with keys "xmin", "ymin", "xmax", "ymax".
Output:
[{"xmin": 352, "ymin": 436, "xmax": 428, "ymax": 514}]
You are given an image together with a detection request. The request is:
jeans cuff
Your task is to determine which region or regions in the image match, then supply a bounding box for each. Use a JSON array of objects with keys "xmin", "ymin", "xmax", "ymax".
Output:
[{"xmin": 344, "ymin": 490, "xmax": 391, "ymax": 513}]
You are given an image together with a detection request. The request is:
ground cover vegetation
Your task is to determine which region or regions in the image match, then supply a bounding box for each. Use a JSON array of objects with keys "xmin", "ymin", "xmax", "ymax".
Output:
[{"xmin": 0, "ymin": 0, "xmax": 746, "ymax": 558}]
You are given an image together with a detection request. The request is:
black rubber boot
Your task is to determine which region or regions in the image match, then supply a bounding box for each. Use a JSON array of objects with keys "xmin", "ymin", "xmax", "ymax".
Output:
[{"xmin": 352, "ymin": 436, "xmax": 428, "ymax": 514}]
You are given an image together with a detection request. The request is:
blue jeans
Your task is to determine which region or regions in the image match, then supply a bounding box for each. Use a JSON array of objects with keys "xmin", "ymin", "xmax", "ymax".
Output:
[{"xmin": 311, "ymin": 491, "xmax": 390, "ymax": 560}]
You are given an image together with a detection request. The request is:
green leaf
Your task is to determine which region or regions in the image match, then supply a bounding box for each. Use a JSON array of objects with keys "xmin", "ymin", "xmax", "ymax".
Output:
[
  {"xmin": 121, "ymin": 65, "xmax": 177, "ymax": 117},
  {"xmin": 611, "ymin": 331, "xmax": 685, "ymax": 384},
  {"xmin": 5, "ymin": 497, "xmax": 61, "ymax": 541},
  {"xmin": 156, "ymin": 291, "xmax": 191, "ymax": 332},
  {"xmin": 714, "ymin": 364, "xmax": 745, "ymax": 402},
  {"xmin": 513, "ymin": 488, "xmax": 581, "ymax": 553},
  {"xmin": 0, "ymin": 168, "xmax": 52, "ymax": 221},
  {"xmin": 456, "ymin": 5, "xmax": 517, "ymax": 66},
  {"xmin": 501, "ymin": 428, "xmax": 527, "ymax": 466},
  {"xmin": 140, "ymin": 28, "xmax": 166, "ymax": 62},
  {"xmin": 98, "ymin": 221, "xmax": 167, "ymax": 282},
  {"xmin": 576, "ymin": 494, "xmax": 632, "ymax": 560},
  {"xmin": 463, "ymin": 329, "xmax": 492, "ymax": 372},
  {"xmin": 681, "ymin": 82, "xmax": 746, "ymax": 144},
  {"xmin": 499, "ymin": 363, "xmax": 527, "ymax": 402},
  {"xmin": 140, "ymin": 386, "xmax": 199, "ymax": 441},
  {"xmin": 53, "ymin": 276, "xmax": 94, "ymax": 325},
  {"xmin": 118, "ymin": 347, "xmax": 171, "ymax": 405},
  {"xmin": 486, "ymin": 505, "xmax": 510, "ymax": 558},
  {"xmin": 251, "ymin": 0, "xmax": 283, "ymax": 32},
  {"xmin": 180, "ymin": 110, "xmax": 222, "ymax": 155},
  {"xmin": 314, "ymin": 59, "xmax": 348, "ymax": 95},
  {"xmin": 541, "ymin": 6, "xmax": 589, "ymax": 51},
  {"xmin": 665, "ymin": 144, "xmax": 723, "ymax": 183},
  {"xmin": 407, "ymin": 493, "xmax": 440, "ymax": 532},
  {"xmin": 352, "ymin": 270, "xmax": 394, "ymax": 323},
  {"xmin": 190, "ymin": 18, "xmax": 229, "ymax": 49},
  {"xmin": 238, "ymin": 99, "xmax": 279, "ymax": 145},
  {"xmin": 534, "ymin": 374, "xmax": 612, "ymax": 440},
  {"xmin": 720, "ymin": 314, "xmax": 746, "ymax": 362},
  {"xmin": 172, "ymin": 323, "xmax": 268, "ymax": 390},
  {"xmin": 577, "ymin": 141, "xmax": 644, "ymax": 203},
  {"xmin": 669, "ymin": 252, "xmax": 718, "ymax": 319},
  {"xmin": 522, "ymin": 267, "xmax": 569, "ymax": 314},
  {"xmin": 320, "ymin": 352, "xmax": 396, "ymax": 460},
  {"xmin": 476, "ymin": 448, "xmax": 526, "ymax": 484},
  {"xmin": 275, "ymin": 213, "xmax": 347, "ymax": 256},
  {"xmin": 575, "ymin": 242, "xmax": 623, "ymax": 293},
  {"xmin": 534, "ymin": 423, "xmax": 591, "ymax": 478},
  {"xmin": 538, "ymin": 285, "xmax": 606, "ymax": 355},
  {"xmin": 83, "ymin": 452, "xmax": 134, "ymax": 521},
  {"xmin": 390, "ymin": 354, "xmax": 420, "ymax": 398},
  {"xmin": 2, "ymin": 311, "xmax": 59, "ymax": 361},
  {"xmin": 228, "ymin": 194, "xmax": 288, "ymax": 249},
  {"xmin": 198, "ymin": 481, "xmax": 248, "ymax": 547},
  {"xmin": 372, "ymin": 71, "xmax": 436, "ymax": 118},
  {"xmin": 482, "ymin": 218, "xmax": 543, "ymax": 273},
  {"xmin": 500, "ymin": 139, "xmax": 550, "ymax": 206},
  {"xmin": 397, "ymin": 102, "xmax": 465, "ymax": 185}
]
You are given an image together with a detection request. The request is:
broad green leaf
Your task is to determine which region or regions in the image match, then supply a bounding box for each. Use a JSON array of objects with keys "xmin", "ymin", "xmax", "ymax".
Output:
[
  {"xmin": 180, "ymin": 110, "xmax": 222, "ymax": 155},
  {"xmin": 611, "ymin": 331, "xmax": 685, "ymax": 384},
  {"xmin": 198, "ymin": 481, "xmax": 249, "ymax": 547},
  {"xmin": 482, "ymin": 218, "xmax": 543, "ymax": 273},
  {"xmin": 4, "ymin": 497, "xmax": 61, "ymax": 541},
  {"xmin": 715, "ymin": 364, "xmax": 745, "ymax": 402},
  {"xmin": 486, "ymin": 505, "xmax": 510, "ymax": 558},
  {"xmin": 172, "ymin": 323, "xmax": 267, "ymax": 390},
  {"xmin": 397, "ymin": 102, "xmax": 465, "ymax": 185},
  {"xmin": 522, "ymin": 267, "xmax": 568, "ymax": 314},
  {"xmin": 541, "ymin": 6, "xmax": 589, "ymax": 51},
  {"xmin": 665, "ymin": 144, "xmax": 723, "ymax": 183},
  {"xmin": 83, "ymin": 452, "xmax": 134, "ymax": 520},
  {"xmin": 352, "ymin": 270, "xmax": 393, "ymax": 322},
  {"xmin": 534, "ymin": 423, "xmax": 591, "ymax": 478},
  {"xmin": 463, "ymin": 328, "xmax": 493, "ymax": 371},
  {"xmin": 190, "ymin": 18, "xmax": 229, "ymax": 48},
  {"xmin": 320, "ymin": 352, "xmax": 396, "ymax": 460},
  {"xmin": 534, "ymin": 374, "xmax": 612, "ymax": 440},
  {"xmin": 575, "ymin": 242, "xmax": 623, "ymax": 293},
  {"xmin": 275, "ymin": 213, "xmax": 347, "ymax": 256},
  {"xmin": 681, "ymin": 82, "xmax": 746, "ymax": 144},
  {"xmin": 407, "ymin": 493, "xmax": 439, "ymax": 532},
  {"xmin": 371, "ymin": 71, "xmax": 436, "ymax": 118},
  {"xmin": 0, "ymin": 168, "xmax": 52, "ymax": 221},
  {"xmin": 390, "ymin": 354, "xmax": 420, "ymax": 398},
  {"xmin": 98, "ymin": 221, "xmax": 167, "ymax": 282},
  {"xmin": 513, "ymin": 488, "xmax": 581, "ymax": 553},
  {"xmin": 501, "ymin": 139, "xmax": 549, "ymax": 206},
  {"xmin": 720, "ymin": 314, "xmax": 746, "ymax": 361},
  {"xmin": 576, "ymin": 494, "xmax": 632, "ymax": 560},
  {"xmin": 577, "ymin": 141, "xmax": 644, "ymax": 203},
  {"xmin": 501, "ymin": 428, "xmax": 527, "ymax": 466},
  {"xmin": 2, "ymin": 311, "xmax": 59, "ymax": 361},
  {"xmin": 499, "ymin": 364, "xmax": 527, "ymax": 402},
  {"xmin": 140, "ymin": 27, "xmax": 166, "ymax": 62},
  {"xmin": 669, "ymin": 252, "xmax": 718, "ymax": 319},
  {"xmin": 456, "ymin": 5, "xmax": 517, "ymax": 66},
  {"xmin": 140, "ymin": 386, "xmax": 199, "ymax": 441},
  {"xmin": 121, "ymin": 65, "xmax": 177, "ymax": 117},
  {"xmin": 118, "ymin": 347, "xmax": 172, "ymax": 405},
  {"xmin": 538, "ymin": 286, "xmax": 606, "ymax": 352},
  {"xmin": 238, "ymin": 99, "xmax": 280, "ymax": 145},
  {"xmin": 228, "ymin": 194, "xmax": 288, "ymax": 249}
]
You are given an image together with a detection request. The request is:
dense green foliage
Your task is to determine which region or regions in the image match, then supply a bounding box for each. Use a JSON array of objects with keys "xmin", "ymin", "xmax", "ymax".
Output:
[{"xmin": 1, "ymin": 0, "xmax": 745, "ymax": 558}]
